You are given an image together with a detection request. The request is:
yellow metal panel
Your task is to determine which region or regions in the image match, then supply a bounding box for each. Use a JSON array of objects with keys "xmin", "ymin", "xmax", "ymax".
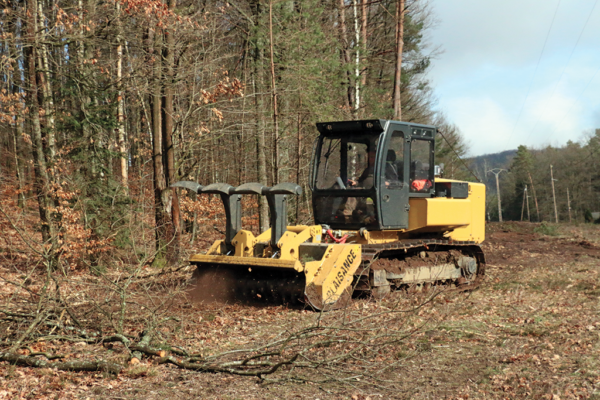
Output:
[
  {"xmin": 231, "ymin": 230, "xmax": 257, "ymax": 257},
  {"xmin": 189, "ymin": 254, "xmax": 303, "ymax": 271},
  {"xmin": 363, "ymin": 230, "xmax": 402, "ymax": 244},
  {"xmin": 277, "ymin": 231, "xmax": 298, "ymax": 260},
  {"xmin": 304, "ymin": 244, "xmax": 361, "ymax": 306},
  {"xmin": 286, "ymin": 225, "xmax": 309, "ymax": 233},
  {"xmin": 435, "ymin": 178, "xmax": 464, "ymax": 184},
  {"xmin": 255, "ymin": 228, "xmax": 271, "ymax": 243},
  {"xmin": 406, "ymin": 181, "xmax": 485, "ymax": 244},
  {"xmin": 252, "ymin": 226, "xmax": 321, "ymax": 248},
  {"xmin": 449, "ymin": 182, "xmax": 486, "ymax": 243},
  {"xmin": 472, "ymin": 182, "xmax": 486, "ymax": 242},
  {"xmin": 278, "ymin": 225, "xmax": 322, "ymax": 260},
  {"xmin": 408, "ymin": 198, "xmax": 471, "ymax": 230},
  {"xmin": 206, "ymin": 240, "xmax": 225, "ymax": 255},
  {"xmin": 408, "ymin": 199, "xmax": 428, "ymax": 230}
]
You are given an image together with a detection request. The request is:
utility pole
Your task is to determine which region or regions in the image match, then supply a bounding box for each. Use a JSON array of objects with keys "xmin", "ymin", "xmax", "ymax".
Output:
[
  {"xmin": 567, "ymin": 188, "xmax": 572, "ymax": 223},
  {"xmin": 550, "ymin": 165, "xmax": 559, "ymax": 223},
  {"xmin": 525, "ymin": 185, "xmax": 530, "ymax": 221},
  {"xmin": 521, "ymin": 185, "xmax": 526, "ymax": 221},
  {"xmin": 487, "ymin": 168, "xmax": 507, "ymax": 222},
  {"xmin": 520, "ymin": 185, "xmax": 530, "ymax": 222},
  {"xmin": 527, "ymin": 172, "xmax": 540, "ymax": 221}
]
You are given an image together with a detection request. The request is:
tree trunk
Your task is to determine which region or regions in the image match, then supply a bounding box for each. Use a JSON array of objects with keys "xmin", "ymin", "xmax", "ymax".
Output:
[
  {"xmin": 149, "ymin": 27, "xmax": 169, "ymax": 264},
  {"xmin": 352, "ymin": 0, "xmax": 360, "ymax": 116},
  {"xmin": 338, "ymin": 0, "xmax": 353, "ymax": 110},
  {"xmin": 360, "ymin": 0, "xmax": 368, "ymax": 89},
  {"xmin": 162, "ymin": 0, "xmax": 180, "ymax": 265},
  {"xmin": 7, "ymin": 26, "xmax": 27, "ymax": 209},
  {"xmin": 116, "ymin": 1, "xmax": 128, "ymax": 190},
  {"xmin": 254, "ymin": 73, "xmax": 269, "ymax": 232},
  {"xmin": 392, "ymin": 0, "xmax": 405, "ymax": 120},
  {"xmin": 295, "ymin": 111, "xmax": 302, "ymax": 224},
  {"xmin": 250, "ymin": 0, "xmax": 269, "ymax": 232},
  {"xmin": 25, "ymin": 0, "xmax": 57, "ymax": 254},
  {"xmin": 13, "ymin": 121, "xmax": 26, "ymax": 210},
  {"xmin": 76, "ymin": 0, "xmax": 96, "ymax": 179},
  {"xmin": 36, "ymin": 0, "xmax": 57, "ymax": 162},
  {"xmin": 268, "ymin": 0, "xmax": 280, "ymax": 184}
]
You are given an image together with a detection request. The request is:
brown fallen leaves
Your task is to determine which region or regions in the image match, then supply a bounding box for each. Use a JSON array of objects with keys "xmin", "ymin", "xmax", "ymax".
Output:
[{"xmin": 1, "ymin": 222, "xmax": 600, "ymax": 399}]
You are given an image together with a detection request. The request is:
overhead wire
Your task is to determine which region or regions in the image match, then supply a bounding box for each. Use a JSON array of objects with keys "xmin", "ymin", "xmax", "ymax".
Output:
[
  {"xmin": 505, "ymin": 0, "xmax": 562, "ymax": 147},
  {"xmin": 437, "ymin": 129, "xmax": 481, "ymax": 183},
  {"xmin": 524, "ymin": 0, "xmax": 599, "ymax": 143},
  {"xmin": 549, "ymin": 65, "xmax": 600, "ymax": 136}
]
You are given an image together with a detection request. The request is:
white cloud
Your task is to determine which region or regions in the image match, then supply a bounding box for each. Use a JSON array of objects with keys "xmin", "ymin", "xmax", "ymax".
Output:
[
  {"xmin": 525, "ymin": 90, "xmax": 583, "ymax": 144},
  {"xmin": 440, "ymin": 97, "xmax": 514, "ymax": 156},
  {"xmin": 426, "ymin": 0, "xmax": 600, "ymax": 155}
]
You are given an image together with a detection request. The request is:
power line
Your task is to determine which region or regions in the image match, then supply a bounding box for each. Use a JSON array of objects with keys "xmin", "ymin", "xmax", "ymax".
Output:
[
  {"xmin": 437, "ymin": 129, "xmax": 481, "ymax": 182},
  {"xmin": 538, "ymin": 59, "xmax": 600, "ymax": 142},
  {"xmin": 505, "ymin": 0, "xmax": 562, "ymax": 147},
  {"xmin": 524, "ymin": 0, "xmax": 599, "ymax": 143}
]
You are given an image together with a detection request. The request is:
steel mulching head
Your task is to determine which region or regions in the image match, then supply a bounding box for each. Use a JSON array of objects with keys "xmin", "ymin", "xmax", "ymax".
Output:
[{"xmin": 170, "ymin": 181, "xmax": 204, "ymax": 193}]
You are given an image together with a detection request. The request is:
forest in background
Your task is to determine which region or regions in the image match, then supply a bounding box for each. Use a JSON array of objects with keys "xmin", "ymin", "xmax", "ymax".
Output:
[
  {"xmin": 0, "ymin": 0, "xmax": 470, "ymax": 270},
  {"xmin": 1, "ymin": 0, "xmax": 597, "ymax": 274},
  {"xmin": 471, "ymin": 130, "xmax": 600, "ymax": 224},
  {"xmin": 1, "ymin": 0, "xmax": 600, "ymax": 393}
]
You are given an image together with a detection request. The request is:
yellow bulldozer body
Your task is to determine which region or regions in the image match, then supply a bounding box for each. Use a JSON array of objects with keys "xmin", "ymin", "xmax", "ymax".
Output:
[
  {"xmin": 188, "ymin": 180, "xmax": 485, "ymax": 309},
  {"xmin": 177, "ymin": 119, "xmax": 487, "ymax": 310},
  {"xmin": 409, "ymin": 179, "xmax": 486, "ymax": 243}
]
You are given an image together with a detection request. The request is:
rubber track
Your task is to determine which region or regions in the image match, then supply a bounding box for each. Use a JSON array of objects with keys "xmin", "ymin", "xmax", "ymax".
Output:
[
  {"xmin": 355, "ymin": 238, "xmax": 486, "ymax": 288},
  {"xmin": 191, "ymin": 238, "xmax": 485, "ymax": 306}
]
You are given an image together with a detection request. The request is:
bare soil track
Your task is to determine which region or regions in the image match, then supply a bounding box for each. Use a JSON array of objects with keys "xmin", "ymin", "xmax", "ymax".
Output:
[{"xmin": 1, "ymin": 222, "xmax": 599, "ymax": 399}]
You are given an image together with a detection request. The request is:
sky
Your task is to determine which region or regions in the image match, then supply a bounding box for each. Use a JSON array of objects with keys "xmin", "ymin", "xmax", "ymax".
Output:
[{"xmin": 427, "ymin": 0, "xmax": 600, "ymax": 156}]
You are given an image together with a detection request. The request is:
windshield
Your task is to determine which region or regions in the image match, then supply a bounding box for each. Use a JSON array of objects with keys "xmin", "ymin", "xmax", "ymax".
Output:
[
  {"xmin": 314, "ymin": 196, "xmax": 379, "ymax": 227},
  {"xmin": 409, "ymin": 138, "xmax": 433, "ymax": 193},
  {"xmin": 315, "ymin": 136, "xmax": 379, "ymax": 190}
]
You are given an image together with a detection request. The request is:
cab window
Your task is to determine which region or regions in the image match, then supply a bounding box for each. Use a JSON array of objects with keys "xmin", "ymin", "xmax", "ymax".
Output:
[
  {"xmin": 382, "ymin": 131, "xmax": 404, "ymax": 189},
  {"xmin": 410, "ymin": 139, "xmax": 433, "ymax": 193},
  {"xmin": 315, "ymin": 137, "xmax": 378, "ymax": 190}
]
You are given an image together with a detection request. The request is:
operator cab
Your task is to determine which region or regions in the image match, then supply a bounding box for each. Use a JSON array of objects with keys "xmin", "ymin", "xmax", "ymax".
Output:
[{"xmin": 309, "ymin": 119, "xmax": 436, "ymax": 230}]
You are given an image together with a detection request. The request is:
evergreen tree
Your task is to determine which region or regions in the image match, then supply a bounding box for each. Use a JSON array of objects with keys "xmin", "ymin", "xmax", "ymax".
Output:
[{"xmin": 505, "ymin": 145, "xmax": 534, "ymax": 220}]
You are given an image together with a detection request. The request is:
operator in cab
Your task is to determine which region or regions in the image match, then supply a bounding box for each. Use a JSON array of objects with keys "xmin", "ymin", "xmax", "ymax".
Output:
[{"xmin": 348, "ymin": 149, "xmax": 400, "ymax": 189}]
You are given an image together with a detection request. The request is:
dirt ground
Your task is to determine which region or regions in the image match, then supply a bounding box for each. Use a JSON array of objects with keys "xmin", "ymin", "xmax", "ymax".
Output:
[{"xmin": 1, "ymin": 222, "xmax": 600, "ymax": 399}]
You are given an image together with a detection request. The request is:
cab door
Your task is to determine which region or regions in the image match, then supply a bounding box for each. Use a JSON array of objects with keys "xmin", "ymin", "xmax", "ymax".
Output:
[{"xmin": 378, "ymin": 123, "xmax": 410, "ymax": 229}]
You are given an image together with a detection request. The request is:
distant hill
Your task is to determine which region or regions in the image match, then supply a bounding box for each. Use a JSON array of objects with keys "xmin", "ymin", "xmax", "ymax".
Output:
[
  {"xmin": 469, "ymin": 149, "xmax": 516, "ymax": 171},
  {"xmin": 467, "ymin": 149, "xmax": 517, "ymax": 195}
]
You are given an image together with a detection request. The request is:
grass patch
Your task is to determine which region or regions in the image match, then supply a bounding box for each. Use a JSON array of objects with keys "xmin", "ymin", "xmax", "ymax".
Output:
[
  {"xmin": 527, "ymin": 282, "xmax": 543, "ymax": 291},
  {"xmin": 479, "ymin": 366, "xmax": 502, "ymax": 384},
  {"xmin": 126, "ymin": 364, "xmax": 159, "ymax": 378},
  {"xmin": 520, "ymin": 325, "xmax": 550, "ymax": 337},
  {"xmin": 493, "ymin": 281, "xmax": 522, "ymax": 291},
  {"xmin": 534, "ymin": 222, "xmax": 559, "ymax": 236},
  {"xmin": 574, "ymin": 280, "xmax": 600, "ymax": 295},
  {"xmin": 541, "ymin": 278, "xmax": 571, "ymax": 291},
  {"xmin": 495, "ymin": 222, "xmax": 535, "ymax": 234},
  {"xmin": 203, "ymin": 313, "xmax": 216, "ymax": 322}
]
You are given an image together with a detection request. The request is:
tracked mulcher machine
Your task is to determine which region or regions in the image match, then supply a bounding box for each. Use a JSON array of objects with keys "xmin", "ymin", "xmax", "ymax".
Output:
[{"xmin": 174, "ymin": 119, "xmax": 485, "ymax": 310}]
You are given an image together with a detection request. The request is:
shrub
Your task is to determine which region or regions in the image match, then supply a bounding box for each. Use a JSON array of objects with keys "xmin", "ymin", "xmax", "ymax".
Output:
[{"xmin": 534, "ymin": 222, "xmax": 559, "ymax": 236}]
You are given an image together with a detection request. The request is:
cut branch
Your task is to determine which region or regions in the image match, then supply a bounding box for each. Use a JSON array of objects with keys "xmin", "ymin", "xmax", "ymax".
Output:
[{"xmin": 0, "ymin": 351, "xmax": 123, "ymax": 375}]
